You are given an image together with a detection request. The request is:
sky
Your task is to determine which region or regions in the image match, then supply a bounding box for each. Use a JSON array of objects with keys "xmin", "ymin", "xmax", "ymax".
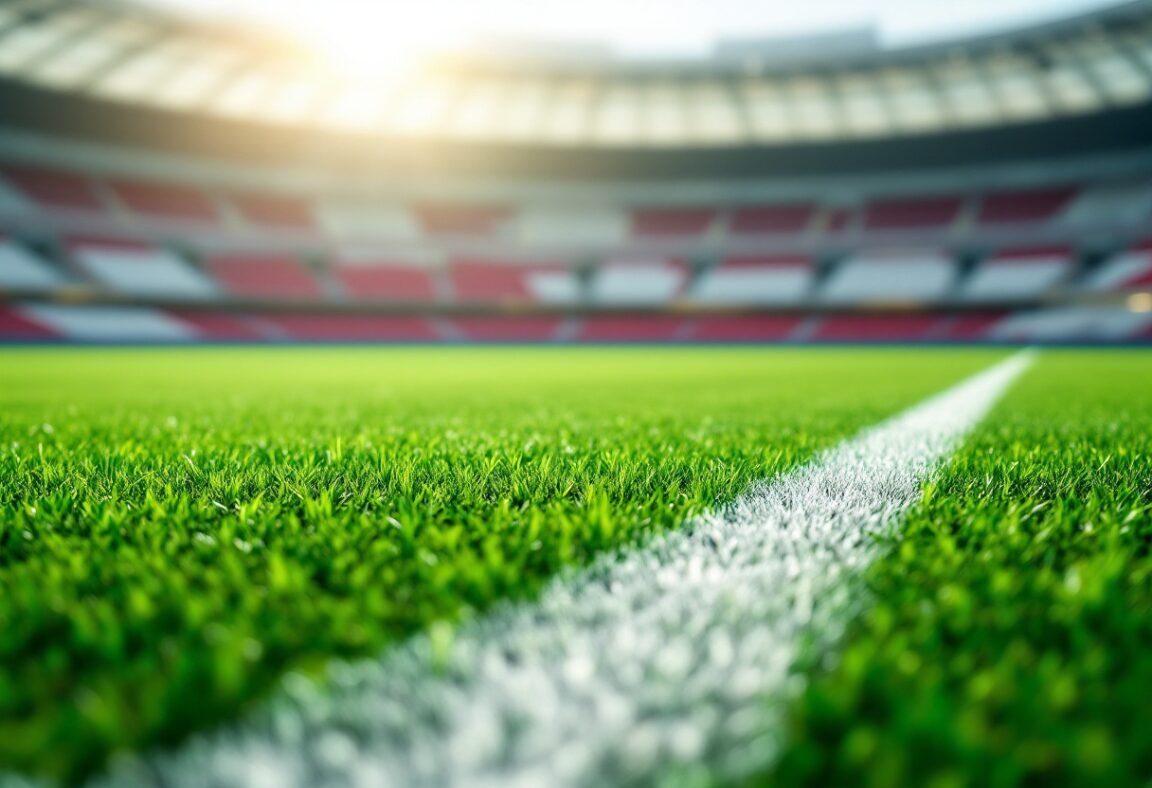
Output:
[{"xmin": 147, "ymin": 0, "xmax": 1114, "ymax": 73}]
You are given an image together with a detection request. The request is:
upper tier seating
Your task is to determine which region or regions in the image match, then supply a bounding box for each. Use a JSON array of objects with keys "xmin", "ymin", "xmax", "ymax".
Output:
[
  {"xmin": 1061, "ymin": 182, "xmax": 1152, "ymax": 227},
  {"xmin": 690, "ymin": 257, "xmax": 812, "ymax": 305},
  {"xmin": 205, "ymin": 254, "xmax": 325, "ymax": 299},
  {"xmin": 989, "ymin": 306, "xmax": 1152, "ymax": 340},
  {"xmin": 316, "ymin": 203, "xmax": 420, "ymax": 240},
  {"xmin": 1, "ymin": 165, "xmax": 104, "ymax": 211},
  {"xmin": 862, "ymin": 196, "xmax": 963, "ymax": 231},
  {"xmin": 18, "ymin": 304, "xmax": 198, "ymax": 340},
  {"xmin": 630, "ymin": 208, "xmax": 716, "ymax": 237},
  {"xmin": 107, "ymin": 179, "xmax": 219, "ymax": 222},
  {"xmin": 819, "ymin": 250, "xmax": 955, "ymax": 304},
  {"xmin": 1082, "ymin": 242, "xmax": 1152, "ymax": 291},
  {"xmin": 515, "ymin": 206, "xmax": 628, "ymax": 246},
  {"xmin": 977, "ymin": 186, "xmax": 1078, "ymax": 225},
  {"xmin": 0, "ymin": 238, "xmax": 66, "ymax": 290},
  {"xmin": 333, "ymin": 257, "xmax": 440, "ymax": 302},
  {"xmin": 415, "ymin": 205, "xmax": 510, "ymax": 236},
  {"xmin": 589, "ymin": 259, "xmax": 687, "ymax": 305},
  {"xmin": 960, "ymin": 247, "xmax": 1072, "ymax": 301},
  {"xmin": 728, "ymin": 204, "xmax": 815, "ymax": 235},
  {"xmin": 449, "ymin": 260, "xmax": 581, "ymax": 304},
  {"xmin": 69, "ymin": 238, "xmax": 216, "ymax": 299},
  {"xmin": 229, "ymin": 193, "xmax": 316, "ymax": 230}
]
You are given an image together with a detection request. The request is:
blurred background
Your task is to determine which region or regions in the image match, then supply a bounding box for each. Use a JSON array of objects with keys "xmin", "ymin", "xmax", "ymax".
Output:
[{"xmin": 0, "ymin": 0, "xmax": 1150, "ymax": 344}]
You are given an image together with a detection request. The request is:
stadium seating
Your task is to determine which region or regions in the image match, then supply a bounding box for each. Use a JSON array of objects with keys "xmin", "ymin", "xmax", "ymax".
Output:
[
  {"xmin": 415, "ymin": 205, "xmax": 510, "ymax": 236},
  {"xmin": 576, "ymin": 315, "xmax": 690, "ymax": 341},
  {"xmin": 728, "ymin": 204, "xmax": 815, "ymax": 235},
  {"xmin": 1082, "ymin": 242, "xmax": 1152, "ymax": 290},
  {"xmin": 316, "ymin": 203, "xmax": 420, "ymax": 240},
  {"xmin": 861, "ymin": 196, "xmax": 963, "ymax": 231},
  {"xmin": 1060, "ymin": 182, "xmax": 1152, "ymax": 227},
  {"xmin": 17, "ymin": 304, "xmax": 198, "ymax": 340},
  {"xmin": 515, "ymin": 206, "xmax": 628, "ymax": 246},
  {"xmin": 449, "ymin": 317, "xmax": 564, "ymax": 341},
  {"xmin": 0, "ymin": 238, "xmax": 65, "ymax": 290},
  {"xmin": 106, "ymin": 178, "xmax": 219, "ymax": 222},
  {"xmin": 937, "ymin": 312, "xmax": 1007, "ymax": 340},
  {"xmin": 1, "ymin": 165, "xmax": 104, "ymax": 212},
  {"xmin": 690, "ymin": 257, "xmax": 812, "ymax": 304},
  {"xmin": 989, "ymin": 305, "xmax": 1152, "ymax": 340},
  {"xmin": 0, "ymin": 306, "xmax": 60, "ymax": 338},
  {"xmin": 260, "ymin": 315, "xmax": 439, "ymax": 340},
  {"xmin": 166, "ymin": 310, "xmax": 268, "ymax": 340},
  {"xmin": 449, "ymin": 260, "xmax": 581, "ymax": 304},
  {"xmin": 630, "ymin": 208, "xmax": 716, "ymax": 237},
  {"xmin": 589, "ymin": 260, "xmax": 687, "ymax": 304},
  {"xmin": 960, "ymin": 247, "xmax": 1072, "ymax": 301},
  {"xmin": 690, "ymin": 315, "xmax": 803, "ymax": 341},
  {"xmin": 68, "ymin": 238, "xmax": 217, "ymax": 298},
  {"xmin": 977, "ymin": 186, "xmax": 1078, "ymax": 225},
  {"xmin": 229, "ymin": 193, "xmax": 316, "ymax": 230},
  {"xmin": 810, "ymin": 314, "xmax": 941, "ymax": 341},
  {"xmin": 333, "ymin": 257, "xmax": 440, "ymax": 302},
  {"xmin": 205, "ymin": 253, "xmax": 325, "ymax": 299},
  {"xmin": 819, "ymin": 250, "xmax": 955, "ymax": 303}
]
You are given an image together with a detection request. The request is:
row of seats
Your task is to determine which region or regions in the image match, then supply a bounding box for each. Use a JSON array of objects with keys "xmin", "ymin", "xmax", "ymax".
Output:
[
  {"xmin": 3, "ymin": 163, "xmax": 1150, "ymax": 241},
  {"xmin": 4, "ymin": 237, "xmax": 1150, "ymax": 305},
  {"xmin": 2, "ymin": 304, "xmax": 1148, "ymax": 343}
]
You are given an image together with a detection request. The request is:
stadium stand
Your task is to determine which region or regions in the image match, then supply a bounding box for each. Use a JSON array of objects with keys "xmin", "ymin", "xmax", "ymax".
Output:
[
  {"xmin": 449, "ymin": 260, "xmax": 581, "ymax": 304},
  {"xmin": 0, "ymin": 237, "xmax": 65, "ymax": 291},
  {"xmin": 819, "ymin": 250, "xmax": 955, "ymax": 304},
  {"xmin": 0, "ymin": 306, "xmax": 60, "ymax": 338},
  {"xmin": 861, "ymin": 196, "xmax": 964, "ymax": 231},
  {"xmin": 68, "ymin": 238, "xmax": 217, "ymax": 298},
  {"xmin": 16, "ymin": 304, "xmax": 197, "ymax": 341},
  {"xmin": 204, "ymin": 254, "xmax": 325, "ymax": 299},
  {"xmin": 728, "ymin": 204, "xmax": 815, "ymax": 235},
  {"xmin": 333, "ymin": 256, "xmax": 441, "ymax": 302},
  {"xmin": 690, "ymin": 257, "xmax": 812, "ymax": 305},
  {"xmin": 959, "ymin": 247, "xmax": 1073, "ymax": 301},
  {"xmin": 1, "ymin": 165, "xmax": 104, "ymax": 212},
  {"xmin": 576, "ymin": 316, "xmax": 690, "ymax": 341},
  {"xmin": 415, "ymin": 205, "xmax": 511, "ymax": 236},
  {"xmin": 990, "ymin": 305, "xmax": 1152, "ymax": 341},
  {"xmin": 690, "ymin": 316, "xmax": 803, "ymax": 341},
  {"xmin": 449, "ymin": 317, "xmax": 565, "ymax": 341},
  {"xmin": 106, "ymin": 179, "xmax": 219, "ymax": 222},
  {"xmin": 259, "ymin": 315, "xmax": 440, "ymax": 341},
  {"xmin": 589, "ymin": 260, "xmax": 688, "ymax": 305},
  {"xmin": 977, "ymin": 187, "xmax": 1078, "ymax": 225},
  {"xmin": 630, "ymin": 208, "xmax": 717, "ymax": 238},
  {"xmin": 1083, "ymin": 242, "xmax": 1152, "ymax": 290},
  {"xmin": 811, "ymin": 314, "xmax": 942, "ymax": 341},
  {"xmin": 229, "ymin": 193, "xmax": 316, "ymax": 230}
]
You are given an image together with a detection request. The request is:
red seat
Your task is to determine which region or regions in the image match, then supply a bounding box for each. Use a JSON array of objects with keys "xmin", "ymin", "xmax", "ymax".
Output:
[
  {"xmin": 631, "ymin": 208, "xmax": 716, "ymax": 237},
  {"xmin": 939, "ymin": 313, "xmax": 1006, "ymax": 340},
  {"xmin": 415, "ymin": 205, "xmax": 510, "ymax": 236},
  {"xmin": 451, "ymin": 317, "xmax": 563, "ymax": 341},
  {"xmin": 263, "ymin": 315, "xmax": 439, "ymax": 340},
  {"xmin": 977, "ymin": 187, "xmax": 1077, "ymax": 224},
  {"xmin": 863, "ymin": 196, "xmax": 962, "ymax": 230},
  {"xmin": 335, "ymin": 263, "xmax": 439, "ymax": 302},
  {"xmin": 811, "ymin": 315, "xmax": 939, "ymax": 340},
  {"xmin": 108, "ymin": 179, "xmax": 218, "ymax": 221},
  {"xmin": 729, "ymin": 204, "xmax": 814, "ymax": 234},
  {"xmin": 576, "ymin": 316, "xmax": 688, "ymax": 341},
  {"xmin": 230, "ymin": 193, "xmax": 316, "ymax": 229},
  {"xmin": 205, "ymin": 255, "xmax": 324, "ymax": 299},
  {"xmin": 168, "ymin": 311, "xmax": 267, "ymax": 340},
  {"xmin": 2, "ymin": 165, "xmax": 103, "ymax": 211},
  {"xmin": 0, "ymin": 307, "xmax": 60, "ymax": 339},
  {"xmin": 691, "ymin": 316, "xmax": 801, "ymax": 341}
]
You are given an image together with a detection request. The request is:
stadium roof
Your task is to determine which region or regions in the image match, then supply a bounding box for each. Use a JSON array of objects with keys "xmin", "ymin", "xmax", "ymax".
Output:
[{"xmin": 0, "ymin": 0, "xmax": 1149, "ymax": 149}]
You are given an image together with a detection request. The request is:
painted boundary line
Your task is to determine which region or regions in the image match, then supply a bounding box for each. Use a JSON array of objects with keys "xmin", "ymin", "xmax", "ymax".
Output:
[{"xmin": 97, "ymin": 351, "xmax": 1034, "ymax": 788}]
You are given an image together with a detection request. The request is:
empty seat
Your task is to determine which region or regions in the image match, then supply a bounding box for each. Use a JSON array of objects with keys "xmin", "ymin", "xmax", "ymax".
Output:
[
  {"xmin": 728, "ymin": 204, "xmax": 814, "ymax": 235},
  {"xmin": 690, "ymin": 316, "xmax": 802, "ymax": 341},
  {"xmin": 0, "ymin": 306, "xmax": 61, "ymax": 339},
  {"xmin": 1, "ymin": 165, "xmax": 104, "ymax": 211},
  {"xmin": 18, "ymin": 304, "xmax": 198, "ymax": 341},
  {"xmin": 631, "ymin": 208, "xmax": 716, "ymax": 237},
  {"xmin": 415, "ymin": 204, "xmax": 510, "ymax": 236},
  {"xmin": 820, "ymin": 251, "xmax": 955, "ymax": 304},
  {"xmin": 449, "ymin": 260, "xmax": 580, "ymax": 304},
  {"xmin": 862, "ymin": 196, "xmax": 962, "ymax": 231},
  {"xmin": 960, "ymin": 247, "xmax": 1072, "ymax": 301},
  {"xmin": 691, "ymin": 257, "xmax": 812, "ymax": 305},
  {"xmin": 316, "ymin": 202, "xmax": 419, "ymax": 240},
  {"xmin": 811, "ymin": 315, "xmax": 942, "ymax": 341},
  {"xmin": 107, "ymin": 179, "xmax": 218, "ymax": 222},
  {"xmin": 0, "ymin": 238, "xmax": 65, "ymax": 290},
  {"xmin": 576, "ymin": 316, "xmax": 689, "ymax": 341},
  {"xmin": 1061, "ymin": 182, "xmax": 1152, "ymax": 227},
  {"xmin": 1082, "ymin": 243, "xmax": 1152, "ymax": 291},
  {"xmin": 450, "ymin": 317, "xmax": 563, "ymax": 341},
  {"xmin": 938, "ymin": 312, "xmax": 1008, "ymax": 340},
  {"xmin": 989, "ymin": 306, "xmax": 1152, "ymax": 340},
  {"xmin": 167, "ymin": 311, "xmax": 268, "ymax": 340},
  {"xmin": 69, "ymin": 238, "xmax": 216, "ymax": 298},
  {"xmin": 516, "ymin": 206, "xmax": 628, "ymax": 245},
  {"xmin": 334, "ymin": 257, "xmax": 440, "ymax": 302},
  {"xmin": 261, "ymin": 315, "xmax": 439, "ymax": 341},
  {"xmin": 230, "ymin": 193, "xmax": 316, "ymax": 230},
  {"xmin": 977, "ymin": 187, "xmax": 1077, "ymax": 225},
  {"xmin": 589, "ymin": 260, "xmax": 687, "ymax": 305},
  {"xmin": 205, "ymin": 254, "xmax": 324, "ymax": 299}
]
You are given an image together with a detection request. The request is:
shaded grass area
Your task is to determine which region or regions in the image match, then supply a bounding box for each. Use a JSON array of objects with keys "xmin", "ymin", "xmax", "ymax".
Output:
[
  {"xmin": 762, "ymin": 351, "xmax": 1152, "ymax": 788},
  {"xmin": 0, "ymin": 348, "xmax": 997, "ymax": 783}
]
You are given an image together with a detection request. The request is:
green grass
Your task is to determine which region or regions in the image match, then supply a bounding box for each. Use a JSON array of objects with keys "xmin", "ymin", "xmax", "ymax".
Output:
[
  {"xmin": 0, "ymin": 347, "xmax": 999, "ymax": 784},
  {"xmin": 762, "ymin": 351, "xmax": 1152, "ymax": 788}
]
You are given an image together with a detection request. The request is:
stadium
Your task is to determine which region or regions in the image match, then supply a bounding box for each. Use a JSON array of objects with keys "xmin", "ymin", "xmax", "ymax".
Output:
[{"xmin": 0, "ymin": 0, "xmax": 1150, "ymax": 784}]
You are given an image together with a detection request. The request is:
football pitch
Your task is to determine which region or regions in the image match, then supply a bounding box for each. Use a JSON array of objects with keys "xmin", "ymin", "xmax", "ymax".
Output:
[{"xmin": 1, "ymin": 347, "xmax": 1149, "ymax": 786}]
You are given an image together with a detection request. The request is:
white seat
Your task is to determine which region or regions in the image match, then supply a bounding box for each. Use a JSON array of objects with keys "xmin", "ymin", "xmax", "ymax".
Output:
[
  {"xmin": 960, "ymin": 250, "xmax": 1071, "ymax": 301},
  {"xmin": 590, "ymin": 261, "xmax": 686, "ymax": 305},
  {"xmin": 0, "ymin": 240, "xmax": 65, "ymax": 290},
  {"xmin": 1082, "ymin": 247, "xmax": 1152, "ymax": 291},
  {"xmin": 990, "ymin": 306, "xmax": 1152, "ymax": 340},
  {"xmin": 692, "ymin": 261, "xmax": 812, "ymax": 305},
  {"xmin": 19, "ymin": 304, "xmax": 199, "ymax": 341},
  {"xmin": 72, "ymin": 243, "xmax": 216, "ymax": 299},
  {"xmin": 820, "ymin": 251, "xmax": 954, "ymax": 304}
]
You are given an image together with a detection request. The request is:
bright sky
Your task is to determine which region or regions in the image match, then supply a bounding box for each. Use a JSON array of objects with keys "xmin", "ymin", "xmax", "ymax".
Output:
[{"xmin": 150, "ymin": 0, "xmax": 1112, "ymax": 74}]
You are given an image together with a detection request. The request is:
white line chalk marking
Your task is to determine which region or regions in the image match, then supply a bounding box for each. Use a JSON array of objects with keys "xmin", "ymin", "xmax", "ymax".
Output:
[{"xmin": 102, "ymin": 352, "xmax": 1034, "ymax": 788}]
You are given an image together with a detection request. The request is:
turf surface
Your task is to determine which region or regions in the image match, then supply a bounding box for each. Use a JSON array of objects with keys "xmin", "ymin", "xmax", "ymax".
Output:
[
  {"xmin": 763, "ymin": 351, "xmax": 1152, "ymax": 787},
  {"xmin": 0, "ymin": 348, "xmax": 998, "ymax": 783}
]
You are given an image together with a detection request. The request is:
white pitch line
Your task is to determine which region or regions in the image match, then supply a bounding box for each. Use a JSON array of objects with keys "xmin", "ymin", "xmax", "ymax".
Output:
[{"xmin": 100, "ymin": 351, "xmax": 1033, "ymax": 788}]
